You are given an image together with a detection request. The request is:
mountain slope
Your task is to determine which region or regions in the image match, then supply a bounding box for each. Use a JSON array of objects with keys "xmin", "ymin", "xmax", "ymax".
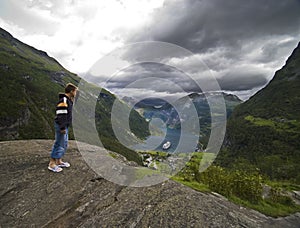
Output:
[
  {"xmin": 219, "ymin": 42, "xmax": 300, "ymax": 181},
  {"xmin": 0, "ymin": 27, "xmax": 81, "ymax": 139},
  {"xmin": 0, "ymin": 27, "xmax": 149, "ymax": 163}
]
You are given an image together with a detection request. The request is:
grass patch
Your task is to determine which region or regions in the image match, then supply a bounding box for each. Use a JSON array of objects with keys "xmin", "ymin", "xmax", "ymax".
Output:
[
  {"xmin": 108, "ymin": 152, "xmax": 118, "ymax": 159},
  {"xmin": 172, "ymin": 176, "xmax": 210, "ymax": 192},
  {"xmin": 173, "ymin": 158, "xmax": 300, "ymax": 217},
  {"xmin": 173, "ymin": 175, "xmax": 300, "ymax": 217},
  {"xmin": 134, "ymin": 167, "xmax": 164, "ymax": 180},
  {"xmin": 229, "ymin": 195, "xmax": 300, "ymax": 217},
  {"xmin": 266, "ymin": 180, "xmax": 300, "ymax": 191},
  {"xmin": 245, "ymin": 115, "xmax": 300, "ymax": 133},
  {"xmin": 245, "ymin": 115, "xmax": 275, "ymax": 127}
]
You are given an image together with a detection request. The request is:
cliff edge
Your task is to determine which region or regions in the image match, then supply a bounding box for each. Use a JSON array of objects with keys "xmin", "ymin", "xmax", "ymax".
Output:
[{"xmin": 0, "ymin": 140, "xmax": 299, "ymax": 227}]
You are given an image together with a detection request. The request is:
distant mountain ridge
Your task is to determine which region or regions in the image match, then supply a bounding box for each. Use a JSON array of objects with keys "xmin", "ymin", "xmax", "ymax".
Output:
[
  {"xmin": 0, "ymin": 27, "xmax": 149, "ymax": 164},
  {"xmin": 219, "ymin": 42, "xmax": 300, "ymax": 181},
  {"xmin": 124, "ymin": 92, "xmax": 242, "ymax": 108},
  {"xmin": 123, "ymin": 92, "xmax": 242, "ymax": 148}
]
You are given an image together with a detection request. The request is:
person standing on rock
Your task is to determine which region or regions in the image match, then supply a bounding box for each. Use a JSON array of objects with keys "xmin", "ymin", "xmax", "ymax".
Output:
[{"xmin": 48, "ymin": 83, "xmax": 78, "ymax": 172}]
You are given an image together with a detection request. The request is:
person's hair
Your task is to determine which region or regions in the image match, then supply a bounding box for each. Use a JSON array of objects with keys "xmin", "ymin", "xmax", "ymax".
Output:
[{"xmin": 65, "ymin": 83, "xmax": 78, "ymax": 93}]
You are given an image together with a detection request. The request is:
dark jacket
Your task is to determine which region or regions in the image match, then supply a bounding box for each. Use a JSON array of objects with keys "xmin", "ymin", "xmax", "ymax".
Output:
[{"xmin": 54, "ymin": 93, "xmax": 74, "ymax": 130}]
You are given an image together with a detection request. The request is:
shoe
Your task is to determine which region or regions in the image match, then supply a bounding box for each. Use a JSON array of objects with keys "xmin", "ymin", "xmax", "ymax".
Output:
[
  {"xmin": 58, "ymin": 162, "xmax": 70, "ymax": 168},
  {"xmin": 48, "ymin": 165, "xmax": 63, "ymax": 173}
]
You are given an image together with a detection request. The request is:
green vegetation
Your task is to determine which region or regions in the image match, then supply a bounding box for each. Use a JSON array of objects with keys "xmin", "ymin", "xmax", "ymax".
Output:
[
  {"xmin": 130, "ymin": 109, "xmax": 152, "ymax": 139},
  {"xmin": 266, "ymin": 180, "xmax": 300, "ymax": 191},
  {"xmin": 176, "ymin": 153, "xmax": 264, "ymax": 203},
  {"xmin": 0, "ymin": 28, "xmax": 150, "ymax": 164},
  {"xmin": 245, "ymin": 115, "xmax": 300, "ymax": 133},
  {"xmin": 230, "ymin": 195, "xmax": 300, "ymax": 217},
  {"xmin": 216, "ymin": 42, "xmax": 300, "ymax": 185},
  {"xmin": 138, "ymin": 150, "xmax": 170, "ymax": 159},
  {"xmin": 0, "ymin": 28, "xmax": 79, "ymax": 139},
  {"xmin": 171, "ymin": 176, "xmax": 210, "ymax": 192},
  {"xmin": 134, "ymin": 92, "xmax": 242, "ymax": 150},
  {"xmin": 2, "ymin": 26, "xmax": 299, "ymax": 217},
  {"xmin": 173, "ymin": 152, "xmax": 300, "ymax": 217},
  {"xmin": 219, "ymin": 112, "xmax": 300, "ymax": 181},
  {"xmin": 217, "ymin": 42, "xmax": 300, "ymax": 182},
  {"xmin": 134, "ymin": 166, "xmax": 162, "ymax": 180}
]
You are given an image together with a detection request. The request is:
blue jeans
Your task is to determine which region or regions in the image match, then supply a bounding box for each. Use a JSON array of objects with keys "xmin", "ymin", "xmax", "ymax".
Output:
[{"xmin": 51, "ymin": 122, "xmax": 68, "ymax": 159}]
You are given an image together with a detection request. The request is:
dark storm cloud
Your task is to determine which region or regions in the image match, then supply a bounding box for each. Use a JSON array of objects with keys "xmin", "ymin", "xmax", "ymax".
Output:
[
  {"xmin": 120, "ymin": 0, "xmax": 300, "ymax": 98},
  {"xmin": 128, "ymin": 0, "xmax": 300, "ymax": 52},
  {"xmin": 218, "ymin": 72, "xmax": 268, "ymax": 91},
  {"xmin": 91, "ymin": 62, "xmax": 202, "ymax": 94}
]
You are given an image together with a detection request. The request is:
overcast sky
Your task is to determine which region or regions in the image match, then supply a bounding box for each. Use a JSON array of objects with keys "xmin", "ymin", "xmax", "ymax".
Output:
[{"xmin": 1, "ymin": 0, "xmax": 300, "ymax": 100}]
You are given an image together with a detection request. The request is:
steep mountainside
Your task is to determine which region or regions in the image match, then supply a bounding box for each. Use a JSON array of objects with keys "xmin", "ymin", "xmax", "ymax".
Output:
[
  {"xmin": 1, "ymin": 140, "xmax": 299, "ymax": 227},
  {"xmin": 219, "ymin": 42, "xmax": 300, "ymax": 181},
  {"xmin": 0, "ymin": 28, "xmax": 149, "ymax": 163},
  {"xmin": 0, "ymin": 27, "xmax": 80, "ymax": 139}
]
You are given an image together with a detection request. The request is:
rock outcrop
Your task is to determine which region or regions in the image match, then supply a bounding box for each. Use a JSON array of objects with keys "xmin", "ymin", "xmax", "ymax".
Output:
[{"xmin": 0, "ymin": 140, "xmax": 299, "ymax": 227}]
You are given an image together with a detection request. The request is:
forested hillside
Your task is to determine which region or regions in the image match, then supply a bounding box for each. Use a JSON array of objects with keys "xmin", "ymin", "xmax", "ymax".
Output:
[
  {"xmin": 0, "ymin": 27, "xmax": 149, "ymax": 164},
  {"xmin": 218, "ymin": 42, "xmax": 300, "ymax": 182}
]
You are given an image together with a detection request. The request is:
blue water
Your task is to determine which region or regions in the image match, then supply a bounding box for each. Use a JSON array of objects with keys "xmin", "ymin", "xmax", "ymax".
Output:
[{"xmin": 133, "ymin": 128, "xmax": 198, "ymax": 153}]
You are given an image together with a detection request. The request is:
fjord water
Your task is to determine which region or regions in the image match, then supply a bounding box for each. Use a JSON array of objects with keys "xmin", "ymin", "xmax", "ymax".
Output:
[{"xmin": 133, "ymin": 126, "xmax": 199, "ymax": 153}]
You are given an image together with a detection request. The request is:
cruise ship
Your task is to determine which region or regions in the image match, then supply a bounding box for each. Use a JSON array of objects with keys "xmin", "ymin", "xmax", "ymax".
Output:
[{"xmin": 162, "ymin": 141, "xmax": 171, "ymax": 150}]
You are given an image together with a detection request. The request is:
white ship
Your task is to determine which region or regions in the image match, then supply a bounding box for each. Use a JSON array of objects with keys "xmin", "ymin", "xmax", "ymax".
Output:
[{"xmin": 162, "ymin": 141, "xmax": 171, "ymax": 150}]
